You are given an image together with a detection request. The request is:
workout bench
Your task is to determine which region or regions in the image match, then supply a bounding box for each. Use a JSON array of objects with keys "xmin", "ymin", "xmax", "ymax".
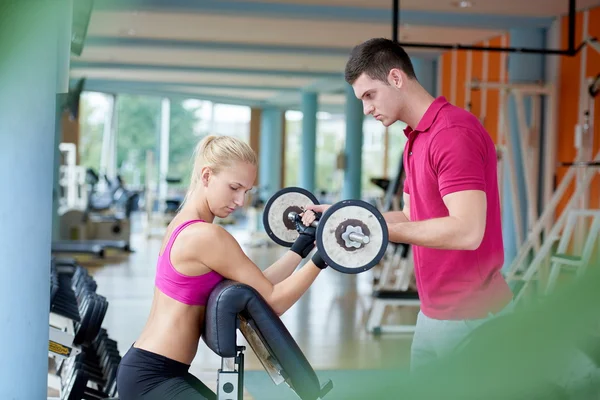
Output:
[
  {"xmin": 203, "ymin": 280, "xmax": 334, "ymax": 400},
  {"xmin": 50, "ymin": 278, "xmax": 334, "ymax": 399}
]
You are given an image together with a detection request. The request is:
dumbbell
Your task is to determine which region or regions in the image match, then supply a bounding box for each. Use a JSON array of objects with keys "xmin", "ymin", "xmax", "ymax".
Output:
[
  {"xmin": 73, "ymin": 292, "xmax": 108, "ymax": 346},
  {"xmin": 61, "ymin": 369, "xmax": 110, "ymax": 400},
  {"xmin": 59, "ymin": 265, "xmax": 108, "ymax": 346},
  {"xmin": 58, "ymin": 331, "xmax": 121, "ymax": 399},
  {"xmin": 263, "ymin": 187, "xmax": 389, "ymax": 274},
  {"xmin": 50, "ymin": 273, "xmax": 81, "ymax": 322}
]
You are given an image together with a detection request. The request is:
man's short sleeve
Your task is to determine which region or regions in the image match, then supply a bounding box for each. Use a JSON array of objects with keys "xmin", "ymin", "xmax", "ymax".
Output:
[
  {"xmin": 429, "ymin": 127, "xmax": 486, "ymax": 198},
  {"xmin": 402, "ymin": 144, "xmax": 410, "ymax": 194}
]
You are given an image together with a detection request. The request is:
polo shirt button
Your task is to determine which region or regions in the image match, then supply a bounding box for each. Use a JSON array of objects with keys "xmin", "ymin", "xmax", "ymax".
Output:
[{"xmin": 409, "ymin": 152, "xmax": 413, "ymax": 155}]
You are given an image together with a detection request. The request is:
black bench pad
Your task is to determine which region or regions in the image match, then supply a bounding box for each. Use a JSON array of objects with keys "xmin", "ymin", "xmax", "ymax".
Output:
[{"xmin": 203, "ymin": 280, "xmax": 328, "ymax": 400}]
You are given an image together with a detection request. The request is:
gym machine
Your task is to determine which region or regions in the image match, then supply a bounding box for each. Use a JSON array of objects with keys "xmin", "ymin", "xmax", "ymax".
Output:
[
  {"xmin": 59, "ymin": 167, "xmax": 135, "ymax": 244},
  {"xmin": 468, "ymin": 52, "xmax": 600, "ymax": 303},
  {"xmin": 57, "ymin": 143, "xmax": 137, "ymax": 254},
  {"xmin": 369, "ymin": 155, "xmax": 421, "ymax": 334}
]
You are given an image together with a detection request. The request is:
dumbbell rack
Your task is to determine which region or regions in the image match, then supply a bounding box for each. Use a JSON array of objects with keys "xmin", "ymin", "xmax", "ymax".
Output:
[
  {"xmin": 48, "ymin": 258, "xmax": 120, "ymax": 399},
  {"xmin": 49, "ymin": 313, "xmax": 82, "ymax": 360}
]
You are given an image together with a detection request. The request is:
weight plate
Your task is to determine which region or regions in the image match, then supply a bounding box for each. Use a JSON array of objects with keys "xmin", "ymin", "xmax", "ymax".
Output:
[
  {"xmin": 316, "ymin": 200, "xmax": 388, "ymax": 274},
  {"xmin": 263, "ymin": 187, "xmax": 319, "ymax": 247}
]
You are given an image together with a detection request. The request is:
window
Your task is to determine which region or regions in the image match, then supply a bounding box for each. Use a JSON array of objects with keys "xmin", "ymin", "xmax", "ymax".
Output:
[
  {"xmin": 166, "ymin": 99, "xmax": 205, "ymax": 188},
  {"xmin": 207, "ymin": 103, "xmax": 251, "ymax": 142},
  {"xmin": 78, "ymin": 91, "xmax": 112, "ymax": 171},
  {"xmin": 115, "ymin": 94, "xmax": 162, "ymax": 188},
  {"xmin": 282, "ymin": 111, "xmax": 408, "ymax": 202},
  {"xmin": 284, "ymin": 110, "xmax": 302, "ymax": 187}
]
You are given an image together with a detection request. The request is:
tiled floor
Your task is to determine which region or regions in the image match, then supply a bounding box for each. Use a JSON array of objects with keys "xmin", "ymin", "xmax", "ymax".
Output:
[{"xmin": 64, "ymin": 214, "xmax": 418, "ymax": 399}]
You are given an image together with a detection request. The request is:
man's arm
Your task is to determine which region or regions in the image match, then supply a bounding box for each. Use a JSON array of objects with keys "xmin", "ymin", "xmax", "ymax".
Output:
[
  {"xmin": 387, "ymin": 190, "xmax": 486, "ymax": 250},
  {"xmin": 383, "ymin": 193, "xmax": 410, "ymax": 223},
  {"xmin": 388, "ymin": 127, "xmax": 489, "ymax": 250}
]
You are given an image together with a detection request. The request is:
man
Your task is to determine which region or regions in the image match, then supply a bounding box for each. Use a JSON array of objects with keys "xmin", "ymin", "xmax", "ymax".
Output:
[{"xmin": 305, "ymin": 38, "xmax": 513, "ymax": 372}]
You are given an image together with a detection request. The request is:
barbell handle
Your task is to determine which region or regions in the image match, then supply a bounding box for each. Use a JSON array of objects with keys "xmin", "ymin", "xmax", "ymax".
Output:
[
  {"xmin": 348, "ymin": 232, "xmax": 370, "ymax": 244},
  {"xmin": 290, "ymin": 211, "xmax": 370, "ymax": 245},
  {"xmin": 288, "ymin": 211, "xmax": 319, "ymax": 228}
]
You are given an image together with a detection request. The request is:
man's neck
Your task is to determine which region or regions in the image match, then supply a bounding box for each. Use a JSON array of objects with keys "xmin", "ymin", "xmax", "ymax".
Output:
[{"xmin": 400, "ymin": 87, "xmax": 435, "ymax": 130}]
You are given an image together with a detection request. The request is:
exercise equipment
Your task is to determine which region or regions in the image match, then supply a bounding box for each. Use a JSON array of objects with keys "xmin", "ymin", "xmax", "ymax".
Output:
[
  {"xmin": 203, "ymin": 280, "xmax": 333, "ymax": 400},
  {"xmin": 49, "ymin": 261, "xmax": 83, "ymax": 360},
  {"xmin": 367, "ymin": 244, "xmax": 420, "ymax": 335},
  {"xmin": 58, "ymin": 143, "xmax": 88, "ymax": 214},
  {"xmin": 50, "ymin": 260, "xmax": 109, "ymax": 353},
  {"xmin": 56, "ymin": 329, "xmax": 120, "ymax": 400},
  {"xmin": 51, "ymin": 240, "xmax": 131, "ymax": 259},
  {"xmin": 263, "ymin": 187, "xmax": 320, "ymax": 247},
  {"xmin": 472, "ymin": 75, "xmax": 599, "ymax": 303},
  {"xmin": 262, "ymin": 187, "xmax": 388, "ymax": 274},
  {"xmin": 589, "ymin": 73, "xmax": 600, "ymax": 98},
  {"xmin": 58, "ymin": 153, "xmax": 137, "ymax": 252},
  {"xmin": 164, "ymin": 176, "xmax": 184, "ymax": 214},
  {"xmin": 364, "ymin": 153, "xmax": 421, "ymax": 334},
  {"xmin": 48, "ymin": 258, "xmax": 120, "ymax": 399}
]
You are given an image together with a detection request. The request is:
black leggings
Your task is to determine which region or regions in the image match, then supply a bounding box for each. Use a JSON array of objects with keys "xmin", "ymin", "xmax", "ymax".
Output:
[{"xmin": 116, "ymin": 346, "xmax": 216, "ymax": 400}]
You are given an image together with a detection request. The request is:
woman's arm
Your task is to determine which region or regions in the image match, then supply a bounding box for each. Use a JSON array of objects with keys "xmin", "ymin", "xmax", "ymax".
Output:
[
  {"xmin": 262, "ymin": 213, "xmax": 318, "ymax": 284},
  {"xmin": 262, "ymin": 250, "xmax": 307, "ymax": 285},
  {"xmin": 197, "ymin": 225, "xmax": 323, "ymax": 316}
]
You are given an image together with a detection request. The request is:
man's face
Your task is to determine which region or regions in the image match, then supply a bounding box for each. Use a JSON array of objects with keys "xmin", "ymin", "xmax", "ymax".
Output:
[{"xmin": 352, "ymin": 71, "xmax": 403, "ymax": 127}]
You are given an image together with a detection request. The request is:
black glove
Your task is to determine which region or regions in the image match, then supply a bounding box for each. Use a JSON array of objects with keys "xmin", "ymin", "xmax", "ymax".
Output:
[
  {"xmin": 311, "ymin": 251, "xmax": 327, "ymax": 270},
  {"xmin": 290, "ymin": 218, "xmax": 316, "ymax": 258}
]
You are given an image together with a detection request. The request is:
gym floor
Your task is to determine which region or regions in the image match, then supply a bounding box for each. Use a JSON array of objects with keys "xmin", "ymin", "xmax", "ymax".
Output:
[{"xmin": 76, "ymin": 214, "xmax": 418, "ymax": 399}]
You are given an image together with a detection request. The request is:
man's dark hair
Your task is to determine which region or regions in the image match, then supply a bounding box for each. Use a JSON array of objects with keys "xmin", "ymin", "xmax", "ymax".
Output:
[{"xmin": 345, "ymin": 38, "xmax": 417, "ymax": 85}]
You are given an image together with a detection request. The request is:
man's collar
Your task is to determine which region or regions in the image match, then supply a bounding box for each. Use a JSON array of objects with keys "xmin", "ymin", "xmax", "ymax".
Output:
[{"xmin": 403, "ymin": 96, "xmax": 448, "ymax": 137}]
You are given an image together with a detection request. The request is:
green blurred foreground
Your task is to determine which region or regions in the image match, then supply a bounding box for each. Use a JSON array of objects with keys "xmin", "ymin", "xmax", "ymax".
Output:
[
  {"xmin": 245, "ymin": 263, "xmax": 600, "ymax": 400},
  {"xmin": 349, "ymin": 263, "xmax": 600, "ymax": 399}
]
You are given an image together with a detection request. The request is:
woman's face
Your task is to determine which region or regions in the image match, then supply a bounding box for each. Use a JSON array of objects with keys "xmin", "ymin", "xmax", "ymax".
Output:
[{"xmin": 203, "ymin": 161, "xmax": 257, "ymax": 218}]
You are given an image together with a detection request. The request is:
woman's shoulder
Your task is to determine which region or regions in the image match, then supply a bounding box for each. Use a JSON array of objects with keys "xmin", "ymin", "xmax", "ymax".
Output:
[
  {"xmin": 168, "ymin": 220, "xmax": 238, "ymax": 270},
  {"xmin": 176, "ymin": 220, "xmax": 233, "ymax": 247}
]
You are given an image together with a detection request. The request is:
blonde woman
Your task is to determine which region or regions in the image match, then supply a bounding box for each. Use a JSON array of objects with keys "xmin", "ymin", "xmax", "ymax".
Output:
[{"xmin": 116, "ymin": 135, "xmax": 326, "ymax": 399}]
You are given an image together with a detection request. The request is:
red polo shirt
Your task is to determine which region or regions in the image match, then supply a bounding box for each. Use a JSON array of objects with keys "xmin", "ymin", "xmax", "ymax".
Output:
[{"xmin": 403, "ymin": 96, "xmax": 512, "ymax": 320}]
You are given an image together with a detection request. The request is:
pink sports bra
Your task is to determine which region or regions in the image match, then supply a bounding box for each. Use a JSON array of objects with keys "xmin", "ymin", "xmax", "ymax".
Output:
[{"xmin": 155, "ymin": 219, "xmax": 224, "ymax": 306}]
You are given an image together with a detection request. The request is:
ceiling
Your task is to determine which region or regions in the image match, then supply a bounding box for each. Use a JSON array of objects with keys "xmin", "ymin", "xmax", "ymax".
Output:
[
  {"xmin": 71, "ymin": 0, "xmax": 600, "ymax": 113},
  {"xmin": 233, "ymin": 0, "xmax": 600, "ymax": 16}
]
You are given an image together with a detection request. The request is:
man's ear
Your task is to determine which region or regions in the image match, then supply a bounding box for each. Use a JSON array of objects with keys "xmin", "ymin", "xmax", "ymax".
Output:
[{"xmin": 388, "ymin": 68, "xmax": 404, "ymax": 88}]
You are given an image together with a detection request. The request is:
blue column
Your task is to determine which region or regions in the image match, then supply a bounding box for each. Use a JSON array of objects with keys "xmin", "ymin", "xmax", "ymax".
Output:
[
  {"xmin": 259, "ymin": 107, "xmax": 284, "ymax": 201},
  {"xmin": 300, "ymin": 91, "xmax": 317, "ymax": 193},
  {"xmin": 412, "ymin": 58, "xmax": 437, "ymax": 96},
  {"xmin": 0, "ymin": 0, "xmax": 68, "ymax": 396},
  {"xmin": 503, "ymin": 28, "xmax": 546, "ymax": 269},
  {"xmin": 342, "ymin": 84, "xmax": 364, "ymax": 200},
  {"xmin": 53, "ymin": 100, "xmax": 65, "ymax": 240},
  {"xmin": 52, "ymin": 1, "xmax": 73, "ymax": 240}
]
